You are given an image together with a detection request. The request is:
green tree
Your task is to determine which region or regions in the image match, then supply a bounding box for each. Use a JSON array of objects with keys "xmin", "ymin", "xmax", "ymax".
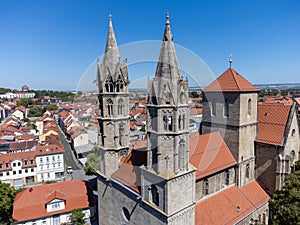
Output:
[
  {"xmin": 17, "ymin": 98, "xmax": 33, "ymax": 107},
  {"xmin": 28, "ymin": 106, "xmax": 43, "ymax": 117},
  {"xmin": 0, "ymin": 181, "xmax": 16, "ymax": 224},
  {"xmin": 270, "ymin": 169, "xmax": 300, "ymax": 224},
  {"xmin": 45, "ymin": 103, "xmax": 58, "ymax": 111},
  {"xmin": 84, "ymin": 145, "xmax": 100, "ymax": 175},
  {"xmin": 70, "ymin": 208, "xmax": 85, "ymax": 225}
]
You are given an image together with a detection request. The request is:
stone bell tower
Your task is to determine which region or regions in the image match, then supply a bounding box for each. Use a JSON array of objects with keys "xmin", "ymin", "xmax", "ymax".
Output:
[
  {"xmin": 96, "ymin": 15, "xmax": 130, "ymax": 177},
  {"xmin": 140, "ymin": 14, "xmax": 196, "ymax": 224}
]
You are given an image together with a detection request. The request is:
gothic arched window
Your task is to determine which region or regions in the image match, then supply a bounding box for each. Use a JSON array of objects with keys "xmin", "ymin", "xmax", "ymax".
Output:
[
  {"xmin": 178, "ymin": 115, "xmax": 182, "ymax": 130},
  {"xmin": 178, "ymin": 139, "xmax": 185, "ymax": 170},
  {"xmin": 119, "ymin": 124, "xmax": 124, "ymax": 146},
  {"xmin": 248, "ymin": 99, "xmax": 251, "ymax": 116},
  {"xmin": 105, "ymin": 76, "xmax": 114, "ymax": 93},
  {"xmin": 118, "ymin": 99, "xmax": 124, "ymax": 115},
  {"xmin": 107, "ymin": 99, "xmax": 113, "ymax": 116},
  {"xmin": 116, "ymin": 75, "xmax": 124, "ymax": 92},
  {"xmin": 246, "ymin": 164, "xmax": 250, "ymax": 178}
]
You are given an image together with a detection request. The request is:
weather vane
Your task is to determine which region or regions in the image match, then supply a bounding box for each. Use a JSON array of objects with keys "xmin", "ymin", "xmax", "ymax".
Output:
[{"xmin": 229, "ymin": 54, "xmax": 233, "ymax": 68}]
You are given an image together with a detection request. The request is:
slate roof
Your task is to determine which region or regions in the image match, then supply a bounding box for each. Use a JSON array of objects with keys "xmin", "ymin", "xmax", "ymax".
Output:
[
  {"xmin": 256, "ymin": 102, "xmax": 292, "ymax": 146},
  {"xmin": 203, "ymin": 68, "xmax": 259, "ymax": 93}
]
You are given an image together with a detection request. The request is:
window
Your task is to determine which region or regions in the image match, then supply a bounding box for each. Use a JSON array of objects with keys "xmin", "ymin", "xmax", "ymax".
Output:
[
  {"xmin": 57, "ymin": 155, "xmax": 60, "ymax": 160},
  {"xmin": 122, "ymin": 207, "xmax": 130, "ymax": 222},
  {"xmin": 0, "ymin": 164, "xmax": 2, "ymax": 168},
  {"xmin": 13, "ymin": 171, "xmax": 16, "ymax": 175},
  {"xmin": 6, "ymin": 172, "xmax": 9, "ymax": 176},
  {"xmin": 211, "ymin": 99, "xmax": 216, "ymax": 116},
  {"xmin": 292, "ymin": 129, "xmax": 295, "ymax": 137},
  {"xmin": 163, "ymin": 115, "xmax": 172, "ymax": 131},
  {"xmin": 52, "ymin": 156, "xmax": 55, "ymax": 161},
  {"xmin": 203, "ymin": 179, "xmax": 209, "ymax": 195},
  {"xmin": 248, "ymin": 99, "xmax": 251, "ymax": 116},
  {"xmin": 41, "ymin": 174, "xmax": 44, "ymax": 179},
  {"xmin": 0, "ymin": 173, "xmax": 2, "ymax": 177},
  {"xmin": 225, "ymin": 170, "xmax": 230, "ymax": 185},
  {"xmin": 31, "ymin": 168, "xmax": 34, "ymax": 172},
  {"xmin": 107, "ymin": 99, "xmax": 113, "ymax": 116},
  {"xmin": 19, "ymin": 170, "xmax": 22, "ymax": 174},
  {"xmin": 119, "ymin": 124, "xmax": 125, "ymax": 146},
  {"xmin": 151, "ymin": 185, "xmax": 159, "ymax": 206},
  {"xmin": 30, "ymin": 160, "xmax": 34, "ymax": 164},
  {"xmin": 13, "ymin": 163, "xmax": 16, "ymax": 167},
  {"xmin": 224, "ymin": 99, "xmax": 229, "ymax": 117},
  {"xmin": 24, "ymin": 160, "xmax": 28, "ymax": 165},
  {"xmin": 46, "ymin": 157, "xmax": 49, "ymax": 162},
  {"xmin": 47, "ymin": 173, "xmax": 50, "ymax": 178},
  {"xmin": 52, "ymin": 203, "xmax": 60, "ymax": 210},
  {"xmin": 178, "ymin": 140, "xmax": 185, "ymax": 170},
  {"xmin": 6, "ymin": 163, "xmax": 9, "ymax": 168},
  {"xmin": 25, "ymin": 169, "xmax": 28, "ymax": 173},
  {"xmin": 118, "ymin": 99, "xmax": 124, "ymax": 115},
  {"xmin": 18, "ymin": 162, "xmax": 21, "ymax": 166},
  {"xmin": 178, "ymin": 115, "xmax": 182, "ymax": 130},
  {"xmin": 246, "ymin": 164, "xmax": 250, "ymax": 178},
  {"xmin": 40, "ymin": 158, "xmax": 43, "ymax": 163}
]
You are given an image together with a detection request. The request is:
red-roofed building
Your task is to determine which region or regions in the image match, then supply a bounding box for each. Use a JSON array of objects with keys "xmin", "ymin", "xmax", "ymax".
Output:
[
  {"xmin": 255, "ymin": 102, "xmax": 300, "ymax": 195},
  {"xmin": 13, "ymin": 180, "xmax": 95, "ymax": 224},
  {"xmin": 96, "ymin": 16, "xmax": 270, "ymax": 225}
]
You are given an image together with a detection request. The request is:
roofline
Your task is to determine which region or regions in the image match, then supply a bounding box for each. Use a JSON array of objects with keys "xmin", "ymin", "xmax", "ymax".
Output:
[
  {"xmin": 203, "ymin": 90, "xmax": 260, "ymax": 93},
  {"xmin": 281, "ymin": 102, "xmax": 296, "ymax": 147}
]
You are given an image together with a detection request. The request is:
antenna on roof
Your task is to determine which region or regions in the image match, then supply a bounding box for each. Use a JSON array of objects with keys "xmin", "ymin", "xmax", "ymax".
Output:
[{"xmin": 229, "ymin": 54, "xmax": 233, "ymax": 68}]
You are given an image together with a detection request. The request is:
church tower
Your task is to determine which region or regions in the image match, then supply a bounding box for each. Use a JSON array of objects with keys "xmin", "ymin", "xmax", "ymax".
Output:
[
  {"xmin": 140, "ymin": 14, "xmax": 196, "ymax": 224},
  {"xmin": 97, "ymin": 15, "xmax": 130, "ymax": 177},
  {"xmin": 201, "ymin": 64, "xmax": 260, "ymax": 187}
]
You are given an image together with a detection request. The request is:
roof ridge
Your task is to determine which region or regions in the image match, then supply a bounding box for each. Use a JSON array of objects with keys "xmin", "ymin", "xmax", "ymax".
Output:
[{"xmin": 230, "ymin": 68, "xmax": 242, "ymax": 91}]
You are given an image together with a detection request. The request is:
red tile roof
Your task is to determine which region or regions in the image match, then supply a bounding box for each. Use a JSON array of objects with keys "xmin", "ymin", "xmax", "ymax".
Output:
[
  {"xmin": 36, "ymin": 144, "xmax": 64, "ymax": 156},
  {"xmin": 203, "ymin": 68, "xmax": 259, "ymax": 93},
  {"xmin": 195, "ymin": 181, "xmax": 269, "ymax": 225},
  {"xmin": 112, "ymin": 143, "xmax": 147, "ymax": 193},
  {"xmin": 0, "ymin": 151, "xmax": 36, "ymax": 170},
  {"xmin": 10, "ymin": 140, "xmax": 38, "ymax": 151},
  {"xmin": 256, "ymin": 102, "xmax": 292, "ymax": 146},
  {"xmin": 13, "ymin": 180, "xmax": 94, "ymax": 222},
  {"xmin": 189, "ymin": 132, "xmax": 237, "ymax": 179}
]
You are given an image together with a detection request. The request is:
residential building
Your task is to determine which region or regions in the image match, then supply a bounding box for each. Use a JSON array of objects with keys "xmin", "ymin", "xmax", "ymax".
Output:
[{"xmin": 13, "ymin": 180, "xmax": 95, "ymax": 225}]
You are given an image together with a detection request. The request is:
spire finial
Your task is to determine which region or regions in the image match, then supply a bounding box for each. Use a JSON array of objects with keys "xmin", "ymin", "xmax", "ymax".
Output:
[
  {"xmin": 109, "ymin": 14, "xmax": 112, "ymax": 21},
  {"xmin": 229, "ymin": 54, "xmax": 233, "ymax": 68},
  {"xmin": 166, "ymin": 12, "xmax": 170, "ymax": 25}
]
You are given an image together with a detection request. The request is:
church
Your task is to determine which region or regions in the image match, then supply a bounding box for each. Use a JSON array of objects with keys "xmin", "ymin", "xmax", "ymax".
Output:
[{"xmin": 96, "ymin": 14, "xmax": 271, "ymax": 225}]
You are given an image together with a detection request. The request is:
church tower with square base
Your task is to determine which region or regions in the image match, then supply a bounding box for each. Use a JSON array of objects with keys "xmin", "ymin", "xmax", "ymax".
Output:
[
  {"xmin": 140, "ymin": 13, "xmax": 196, "ymax": 224},
  {"xmin": 96, "ymin": 15, "xmax": 130, "ymax": 178},
  {"xmin": 201, "ymin": 66, "xmax": 260, "ymax": 187}
]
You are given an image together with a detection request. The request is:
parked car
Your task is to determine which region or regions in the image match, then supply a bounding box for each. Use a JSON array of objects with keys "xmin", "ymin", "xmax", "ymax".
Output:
[{"xmin": 66, "ymin": 166, "xmax": 73, "ymax": 174}]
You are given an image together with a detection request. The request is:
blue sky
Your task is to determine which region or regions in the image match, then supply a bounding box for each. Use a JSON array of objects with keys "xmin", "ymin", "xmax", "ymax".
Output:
[{"xmin": 0, "ymin": 0, "xmax": 299, "ymax": 91}]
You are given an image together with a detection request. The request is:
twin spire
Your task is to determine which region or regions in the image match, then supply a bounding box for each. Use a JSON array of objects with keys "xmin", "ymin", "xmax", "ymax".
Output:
[{"xmin": 102, "ymin": 13, "xmax": 181, "ymax": 81}]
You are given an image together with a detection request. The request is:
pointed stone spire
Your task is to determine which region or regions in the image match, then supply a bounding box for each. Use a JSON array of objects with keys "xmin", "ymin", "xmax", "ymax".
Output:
[
  {"xmin": 155, "ymin": 13, "xmax": 181, "ymax": 81},
  {"xmin": 103, "ymin": 14, "xmax": 120, "ymax": 66}
]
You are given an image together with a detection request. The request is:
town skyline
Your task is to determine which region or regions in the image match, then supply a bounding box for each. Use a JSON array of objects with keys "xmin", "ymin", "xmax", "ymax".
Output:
[{"xmin": 0, "ymin": 0, "xmax": 299, "ymax": 91}]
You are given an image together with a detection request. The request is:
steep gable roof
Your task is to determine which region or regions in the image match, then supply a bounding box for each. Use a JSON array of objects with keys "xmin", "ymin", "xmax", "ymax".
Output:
[
  {"xmin": 189, "ymin": 132, "xmax": 237, "ymax": 179},
  {"xmin": 203, "ymin": 68, "xmax": 259, "ymax": 93},
  {"xmin": 256, "ymin": 102, "xmax": 292, "ymax": 146}
]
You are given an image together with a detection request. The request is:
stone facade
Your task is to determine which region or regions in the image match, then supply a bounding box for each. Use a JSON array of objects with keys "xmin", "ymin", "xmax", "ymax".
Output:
[
  {"xmin": 202, "ymin": 91, "xmax": 258, "ymax": 187},
  {"xmin": 255, "ymin": 103, "xmax": 300, "ymax": 195},
  {"xmin": 97, "ymin": 15, "xmax": 130, "ymax": 177}
]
